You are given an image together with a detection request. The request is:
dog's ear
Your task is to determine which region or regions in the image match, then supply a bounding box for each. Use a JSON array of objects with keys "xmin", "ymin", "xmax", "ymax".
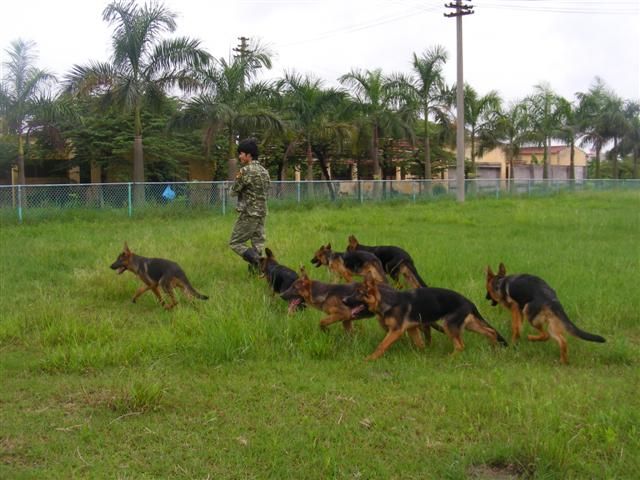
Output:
[
  {"xmin": 486, "ymin": 265, "xmax": 494, "ymax": 278},
  {"xmin": 299, "ymin": 265, "xmax": 307, "ymax": 278},
  {"xmin": 123, "ymin": 242, "xmax": 131, "ymax": 254},
  {"xmin": 498, "ymin": 262, "xmax": 506, "ymax": 276},
  {"xmin": 265, "ymin": 247, "xmax": 274, "ymax": 258},
  {"xmin": 326, "ymin": 242, "xmax": 331, "ymax": 250}
]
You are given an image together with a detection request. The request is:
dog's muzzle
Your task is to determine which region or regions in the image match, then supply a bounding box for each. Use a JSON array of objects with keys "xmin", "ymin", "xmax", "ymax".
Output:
[{"xmin": 110, "ymin": 262, "xmax": 126, "ymax": 274}]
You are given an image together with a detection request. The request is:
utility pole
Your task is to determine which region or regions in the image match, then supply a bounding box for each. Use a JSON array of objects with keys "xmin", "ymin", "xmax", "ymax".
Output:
[
  {"xmin": 445, "ymin": 0, "xmax": 474, "ymax": 202},
  {"xmin": 232, "ymin": 36, "xmax": 251, "ymax": 62}
]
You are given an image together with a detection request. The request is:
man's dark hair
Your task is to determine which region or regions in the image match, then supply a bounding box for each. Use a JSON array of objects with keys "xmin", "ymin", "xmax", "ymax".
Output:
[{"xmin": 238, "ymin": 138, "xmax": 259, "ymax": 159}]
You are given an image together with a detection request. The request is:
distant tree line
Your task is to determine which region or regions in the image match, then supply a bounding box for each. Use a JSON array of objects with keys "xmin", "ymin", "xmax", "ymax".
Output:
[{"xmin": 1, "ymin": 0, "xmax": 638, "ymax": 185}]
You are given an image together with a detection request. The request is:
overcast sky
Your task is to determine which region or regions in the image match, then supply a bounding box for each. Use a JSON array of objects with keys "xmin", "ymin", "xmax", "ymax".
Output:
[{"xmin": 2, "ymin": 0, "xmax": 639, "ymax": 104}]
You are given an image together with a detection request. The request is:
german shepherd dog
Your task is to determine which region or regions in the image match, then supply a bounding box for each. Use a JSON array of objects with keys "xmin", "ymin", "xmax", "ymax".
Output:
[
  {"xmin": 346, "ymin": 235, "xmax": 426, "ymax": 288},
  {"xmin": 346, "ymin": 274, "xmax": 507, "ymax": 360},
  {"xmin": 485, "ymin": 263, "xmax": 605, "ymax": 364},
  {"xmin": 280, "ymin": 267, "xmax": 373, "ymax": 332},
  {"xmin": 258, "ymin": 247, "xmax": 305, "ymax": 311},
  {"xmin": 311, "ymin": 243, "xmax": 387, "ymax": 284},
  {"xmin": 110, "ymin": 242, "xmax": 208, "ymax": 309}
]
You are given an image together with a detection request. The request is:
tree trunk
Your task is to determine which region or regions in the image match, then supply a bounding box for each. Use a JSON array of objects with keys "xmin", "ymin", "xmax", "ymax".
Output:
[
  {"xmin": 569, "ymin": 140, "xmax": 575, "ymax": 181},
  {"xmin": 306, "ymin": 142, "xmax": 313, "ymax": 181},
  {"xmin": 633, "ymin": 149, "xmax": 639, "ymax": 179},
  {"xmin": 372, "ymin": 125, "xmax": 381, "ymax": 180},
  {"xmin": 17, "ymin": 133, "xmax": 26, "ymax": 185},
  {"xmin": 281, "ymin": 141, "xmax": 296, "ymax": 181},
  {"xmin": 423, "ymin": 118, "xmax": 432, "ymax": 194},
  {"xmin": 133, "ymin": 135, "xmax": 145, "ymax": 205},
  {"xmin": 313, "ymin": 146, "xmax": 336, "ymax": 201},
  {"xmin": 542, "ymin": 138, "xmax": 549, "ymax": 180},
  {"xmin": 611, "ymin": 138, "xmax": 618, "ymax": 179},
  {"xmin": 470, "ymin": 129, "xmax": 476, "ymax": 174},
  {"xmin": 595, "ymin": 146, "xmax": 601, "ymax": 178},
  {"xmin": 90, "ymin": 160, "xmax": 104, "ymax": 207},
  {"xmin": 228, "ymin": 133, "xmax": 238, "ymax": 180}
]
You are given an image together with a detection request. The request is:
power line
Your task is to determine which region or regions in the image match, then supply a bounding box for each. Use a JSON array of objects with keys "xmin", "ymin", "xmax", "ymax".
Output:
[{"xmin": 275, "ymin": 4, "xmax": 442, "ymax": 47}]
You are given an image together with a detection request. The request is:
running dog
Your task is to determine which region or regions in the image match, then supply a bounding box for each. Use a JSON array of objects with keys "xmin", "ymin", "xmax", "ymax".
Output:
[
  {"xmin": 346, "ymin": 274, "xmax": 507, "ymax": 360},
  {"xmin": 110, "ymin": 242, "xmax": 208, "ymax": 309},
  {"xmin": 280, "ymin": 267, "xmax": 373, "ymax": 332},
  {"xmin": 258, "ymin": 247, "xmax": 305, "ymax": 310},
  {"xmin": 485, "ymin": 263, "xmax": 605, "ymax": 364},
  {"xmin": 346, "ymin": 235, "xmax": 427, "ymax": 288},
  {"xmin": 311, "ymin": 243, "xmax": 387, "ymax": 284}
]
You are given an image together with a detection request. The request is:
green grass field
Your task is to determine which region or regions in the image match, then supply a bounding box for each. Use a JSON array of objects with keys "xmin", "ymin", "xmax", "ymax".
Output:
[{"xmin": 1, "ymin": 191, "xmax": 639, "ymax": 479}]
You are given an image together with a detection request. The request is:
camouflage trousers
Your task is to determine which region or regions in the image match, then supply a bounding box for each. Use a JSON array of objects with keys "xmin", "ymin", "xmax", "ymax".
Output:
[{"xmin": 229, "ymin": 213, "xmax": 266, "ymax": 257}]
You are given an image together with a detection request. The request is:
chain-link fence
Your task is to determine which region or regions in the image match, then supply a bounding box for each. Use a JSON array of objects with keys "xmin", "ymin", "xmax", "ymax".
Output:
[{"xmin": 1, "ymin": 179, "xmax": 638, "ymax": 223}]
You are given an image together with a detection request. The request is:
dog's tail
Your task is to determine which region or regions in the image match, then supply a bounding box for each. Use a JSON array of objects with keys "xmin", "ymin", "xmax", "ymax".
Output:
[
  {"xmin": 398, "ymin": 261, "xmax": 428, "ymax": 288},
  {"xmin": 180, "ymin": 274, "xmax": 209, "ymax": 300},
  {"xmin": 473, "ymin": 307, "xmax": 508, "ymax": 346},
  {"xmin": 551, "ymin": 302, "xmax": 605, "ymax": 343}
]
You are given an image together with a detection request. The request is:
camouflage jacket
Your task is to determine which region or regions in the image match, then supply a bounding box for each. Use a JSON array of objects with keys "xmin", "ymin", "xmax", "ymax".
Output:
[{"xmin": 230, "ymin": 160, "xmax": 270, "ymax": 216}]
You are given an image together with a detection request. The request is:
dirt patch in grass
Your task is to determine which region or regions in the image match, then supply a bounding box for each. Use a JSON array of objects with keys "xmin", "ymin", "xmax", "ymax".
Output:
[
  {"xmin": 0, "ymin": 436, "xmax": 28, "ymax": 466},
  {"xmin": 467, "ymin": 460, "xmax": 533, "ymax": 479}
]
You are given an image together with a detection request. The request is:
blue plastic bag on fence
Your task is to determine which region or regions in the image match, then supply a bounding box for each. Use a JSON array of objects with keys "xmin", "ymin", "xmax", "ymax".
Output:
[{"xmin": 162, "ymin": 185, "xmax": 176, "ymax": 201}]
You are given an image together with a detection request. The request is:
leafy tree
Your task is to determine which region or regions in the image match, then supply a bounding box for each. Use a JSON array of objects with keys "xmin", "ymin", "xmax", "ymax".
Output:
[{"xmin": 65, "ymin": 0, "xmax": 210, "ymax": 196}]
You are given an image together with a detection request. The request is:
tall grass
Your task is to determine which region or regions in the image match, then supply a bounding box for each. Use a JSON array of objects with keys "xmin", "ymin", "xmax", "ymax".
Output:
[{"xmin": 1, "ymin": 191, "xmax": 638, "ymax": 478}]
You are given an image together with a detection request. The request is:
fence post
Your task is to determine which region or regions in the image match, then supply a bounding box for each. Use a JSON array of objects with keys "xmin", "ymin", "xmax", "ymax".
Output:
[
  {"xmin": 17, "ymin": 185, "xmax": 23, "ymax": 223},
  {"xmin": 127, "ymin": 183, "xmax": 132, "ymax": 217},
  {"xmin": 222, "ymin": 182, "xmax": 226, "ymax": 215},
  {"xmin": 359, "ymin": 180, "xmax": 363, "ymax": 204},
  {"xmin": 296, "ymin": 181, "xmax": 301, "ymax": 203},
  {"xmin": 412, "ymin": 181, "xmax": 416, "ymax": 203}
]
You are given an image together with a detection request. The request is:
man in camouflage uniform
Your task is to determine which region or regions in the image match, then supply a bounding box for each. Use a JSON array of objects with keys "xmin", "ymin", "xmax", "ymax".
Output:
[{"xmin": 229, "ymin": 138, "xmax": 270, "ymax": 272}]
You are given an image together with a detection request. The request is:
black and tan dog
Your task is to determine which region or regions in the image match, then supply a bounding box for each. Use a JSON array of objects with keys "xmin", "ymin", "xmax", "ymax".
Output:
[
  {"xmin": 258, "ymin": 247, "xmax": 305, "ymax": 311},
  {"xmin": 281, "ymin": 267, "xmax": 373, "ymax": 332},
  {"xmin": 346, "ymin": 274, "xmax": 507, "ymax": 360},
  {"xmin": 485, "ymin": 263, "xmax": 605, "ymax": 364},
  {"xmin": 110, "ymin": 242, "xmax": 208, "ymax": 309},
  {"xmin": 346, "ymin": 235, "xmax": 426, "ymax": 288},
  {"xmin": 311, "ymin": 243, "xmax": 387, "ymax": 284}
]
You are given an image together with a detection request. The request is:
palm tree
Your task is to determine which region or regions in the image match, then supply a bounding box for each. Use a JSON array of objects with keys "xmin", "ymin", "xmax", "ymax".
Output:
[
  {"xmin": 65, "ymin": 0, "xmax": 210, "ymax": 199},
  {"xmin": 496, "ymin": 100, "xmax": 529, "ymax": 186},
  {"xmin": 277, "ymin": 72, "xmax": 347, "ymax": 182},
  {"xmin": 463, "ymin": 84, "xmax": 502, "ymax": 174},
  {"xmin": 600, "ymin": 94, "xmax": 626, "ymax": 179},
  {"xmin": 619, "ymin": 100, "xmax": 640, "ymax": 178},
  {"xmin": 0, "ymin": 39, "xmax": 56, "ymax": 185},
  {"xmin": 577, "ymin": 78, "xmax": 611, "ymax": 178},
  {"xmin": 178, "ymin": 40, "xmax": 280, "ymax": 179},
  {"xmin": 339, "ymin": 68, "xmax": 403, "ymax": 180},
  {"xmin": 388, "ymin": 46, "xmax": 449, "ymax": 180},
  {"xmin": 524, "ymin": 83, "xmax": 568, "ymax": 179}
]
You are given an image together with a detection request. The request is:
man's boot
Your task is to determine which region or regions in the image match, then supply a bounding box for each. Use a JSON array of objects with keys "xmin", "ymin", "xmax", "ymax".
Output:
[{"xmin": 241, "ymin": 247, "xmax": 261, "ymax": 274}]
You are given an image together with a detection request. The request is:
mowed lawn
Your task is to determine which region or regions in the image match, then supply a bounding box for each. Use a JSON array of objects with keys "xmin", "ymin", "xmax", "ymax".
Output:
[{"xmin": 1, "ymin": 190, "xmax": 639, "ymax": 479}]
